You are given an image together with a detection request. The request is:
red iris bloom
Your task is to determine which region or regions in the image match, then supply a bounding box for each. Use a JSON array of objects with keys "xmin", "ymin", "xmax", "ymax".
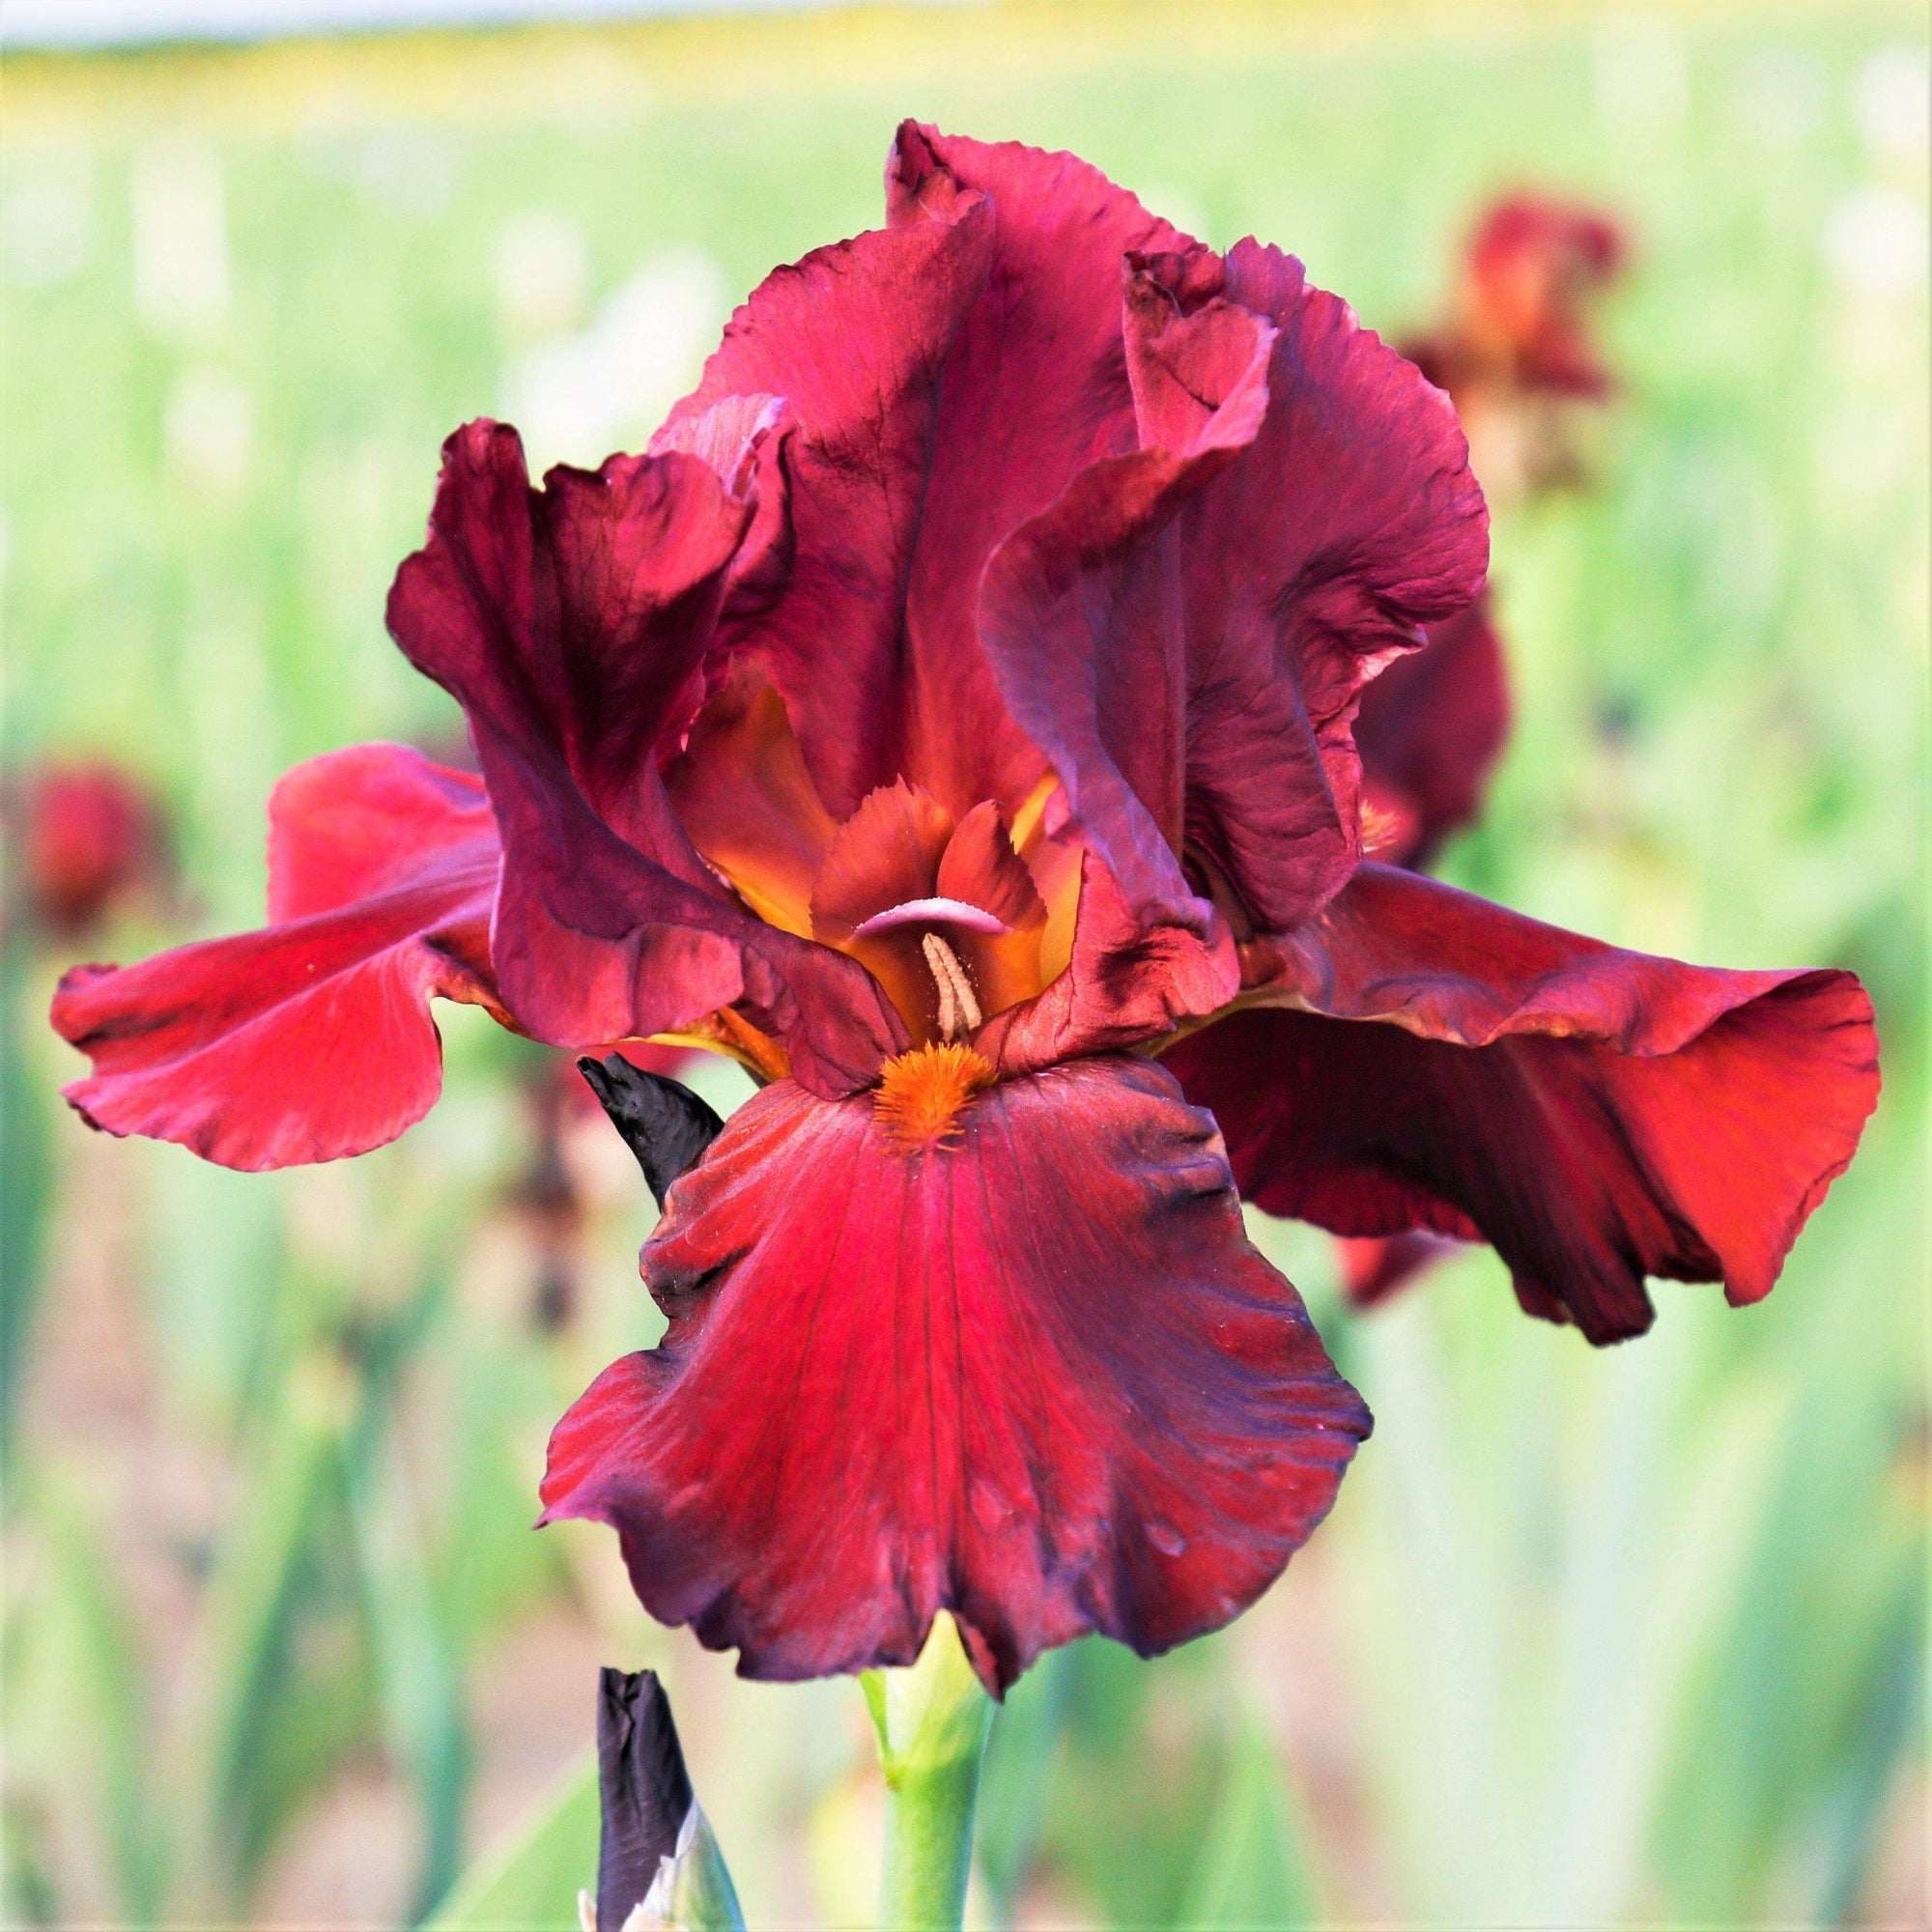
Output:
[
  {"xmin": 1406, "ymin": 193, "xmax": 1628, "ymax": 502},
  {"xmin": 51, "ymin": 128, "xmax": 1876, "ymax": 1693},
  {"xmin": 1356, "ymin": 194, "xmax": 1620, "ymax": 885},
  {"xmin": 1408, "ymin": 193, "xmax": 1627, "ymax": 407},
  {"xmin": 12, "ymin": 760, "xmax": 168, "ymax": 941}
]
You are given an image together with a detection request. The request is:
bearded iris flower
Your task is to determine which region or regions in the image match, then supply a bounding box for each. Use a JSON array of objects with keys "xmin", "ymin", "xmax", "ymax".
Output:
[
  {"xmin": 1406, "ymin": 192, "xmax": 1629, "ymax": 501},
  {"xmin": 52, "ymin": 127, "xmax": 1877, "ymax": 1695}
]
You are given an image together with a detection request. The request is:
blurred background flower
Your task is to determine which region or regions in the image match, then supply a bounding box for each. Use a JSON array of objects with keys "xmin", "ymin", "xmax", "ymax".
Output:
[{"xmin": 2, "ymin": 2, "xmax": 1923, "ymax": 1928}]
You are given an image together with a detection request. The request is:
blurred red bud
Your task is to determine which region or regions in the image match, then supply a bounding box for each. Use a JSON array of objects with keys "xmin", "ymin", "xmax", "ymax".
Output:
[{"xmin": 13, "ymin": 760, "xmax": 167, "ymax": 940}]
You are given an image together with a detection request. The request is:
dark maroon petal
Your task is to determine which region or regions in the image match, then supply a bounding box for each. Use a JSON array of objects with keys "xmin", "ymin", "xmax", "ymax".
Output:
[
  {"xmin": 978, "ymin": 852, "xmax": 1238, "ymax": 1077},
  {"xmin": 386, "ymin": 421, "xmax": 905, "ymax": 1094},
  {"xmin": 1175, "ymin": 243, "xmax": 1490, "ymax": 931},
  {"xmin": 887, "ymin": 124, "xmax": 1199, "ymax": 819},
  {"xmin": 971, "ymin": 260, "xmax": 1271, "ymax": 1061},
  {"xmin": 51, "ymin": 743, "xmax": 500, "ymax": 1170},
  {"xmin": 539, "ymin": 1056, "xmax": 1369, "ymax": 1693},
  {"xmin": 656, "ymin": 189, "xmax": 997, "ymax": 817},
  {"xmin": 1163, "ymin": 865, "xmax": 1880, "ymax": 1343},
  {"xmin": 1353, "ymin": 594, "xmax": 1511, "ymax": 868},
  {"xmin": 934, "ymin": 211, "xmax": 1483, "ymax": 1061},
  {"xmin": 389, "ymin": 421, "xmax": 745, "ymax": 850}
]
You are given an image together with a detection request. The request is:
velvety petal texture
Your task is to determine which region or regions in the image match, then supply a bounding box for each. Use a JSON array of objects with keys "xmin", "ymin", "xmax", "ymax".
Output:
[
  {"xmin": 540, "ymin": 1056, "xmax": 1370, "ymax": 1692},
  {"xmin": 1173, "ymin": 242, "xmax": 1489, "ymax": 929},
  {"xmin": 1164, "ymin": 865, "xmax": 1880, "ymax": 1342},
  {"xmin": 386, "ymin": 421, "xmax": 906, "ymax": 1095},
  {"xmin": 656, "ymin": 190, "xmax": 998, "ymax": 817},
  {"xmin": 52, "ymin": 744, "xmax": 501, "ymax": 1170}
]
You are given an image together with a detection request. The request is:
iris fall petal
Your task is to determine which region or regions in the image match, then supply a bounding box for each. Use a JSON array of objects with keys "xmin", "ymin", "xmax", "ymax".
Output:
[
  {"xmin": 540, "ymin": 1055, "xmax": 1370, "ymax": 1692},
  {"xmin": 1164, "ymin": 865, "xmax": 1880, "ymax": 1342}
]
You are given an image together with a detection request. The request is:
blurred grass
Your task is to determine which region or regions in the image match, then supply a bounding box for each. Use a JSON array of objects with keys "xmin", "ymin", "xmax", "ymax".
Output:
[{"xmin": 2, "ymin": 1, "xmax": 1925, "ymax": 1926}]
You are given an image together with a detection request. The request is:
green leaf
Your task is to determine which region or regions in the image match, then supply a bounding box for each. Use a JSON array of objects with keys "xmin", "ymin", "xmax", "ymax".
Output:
[
  {"xmin": 422, "ymin": 1753, "xmax": 597, "ymax": 1932},
  {"xmin": 346, "ymin": 1414, "xmax": 469, "ymax": 1924},
  {"xmin": 0, "ymin": 946, "xmax": 56, "ymax": 1454},
  {"xmin": 3, "ymin": 1472, "xmax": 168, "ymax": 1924},
  {"xmin": 1175, "ymin": 1719, "xmax": 1318, "ymax": 1932},
  {"xmin": 973, "ymin": 1646, "xmax": 1068, "ymax": 1917},
  {"xmin": 174, "ymin": 1350, "xmax": 365, "ymax": 1907}
]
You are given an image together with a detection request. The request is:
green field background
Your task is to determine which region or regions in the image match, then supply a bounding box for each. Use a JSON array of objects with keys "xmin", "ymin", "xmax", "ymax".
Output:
[{"xmin": 2, "ymin": 3, "xmax": 1925, "ymax": 1925}]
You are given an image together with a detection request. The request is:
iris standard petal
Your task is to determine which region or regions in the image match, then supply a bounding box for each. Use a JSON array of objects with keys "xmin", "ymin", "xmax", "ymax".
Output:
[
  {"xmin": 657, "ymin": 184, "xmax": 997, "ymax": 817},
  {"xmin": 386, "ymin": 420, "xmax": 906, "ymax": 1094},
  {"xmin": 1175, "ymin": 242, "xmax": 1490, "ymax": 930}
]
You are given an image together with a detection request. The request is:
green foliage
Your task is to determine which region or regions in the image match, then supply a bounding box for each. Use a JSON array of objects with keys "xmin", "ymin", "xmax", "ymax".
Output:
[
  {"xmin": 1175, "ymin": 1720, "xmax": 1318, "ymax": 1932},
  {"xmin": 0, "ymin": 946, "xmax": 55, "ymax": 1454},
  {"xmin": 421, "ymin": 1756, "xmax": 597, "ymax": 1932}
]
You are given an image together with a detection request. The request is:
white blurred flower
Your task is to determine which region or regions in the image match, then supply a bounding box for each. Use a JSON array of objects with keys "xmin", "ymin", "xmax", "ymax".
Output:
[
  {"xmin": 1729, "ymin": 43, "xmax": 1824, "ymax": 150},
  {"xmin": 2, "ymin": 157, "xmax": 95, "ymax": 289},
  {"xmin": 130, "ymin": 133, "xmax": 230, "ymax": 341},
  {"xmin": 1591, "ymin": 14, "xmax": 1689, "ymax": 137},
  {"xmin": 163, "ymin": 364, "xmax": 252, "ymax": 492},
  {"xmin": 501, "ymin": 246, "xmax": 727, "ymax": 470},
  {"xmin": 1823, "ymin": 184, "xmax": 1930, "ymax": 300},
  {"xmin": 494, "ymin": 210, "xmax": 592, "ymax": 342},
  {"xmin": 1853, "ymin": 43, "xmax": 1930, "ymax": 176},
  {"xmin": 355, "ymin": 126, "xmax": 455, "ymax": 220}
]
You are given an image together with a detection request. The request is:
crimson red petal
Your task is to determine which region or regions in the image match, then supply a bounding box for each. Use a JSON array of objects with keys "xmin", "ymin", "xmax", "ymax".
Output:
[
  {"xmin": 979, "ymin": 851, "xmax": 1237, "ymax": 1077},
  {"xmin": 657, "ymin": 187, "xmax": 996, "ymax": 817},
  {"xmin": 972, "ymin": 259, "xmax": 1272, "ymax": 1061},
  {"xmin": 1176, "ymin": 242, "xmax": 1489, "ymax": 929},
  {"xmin": 1353, "ymin": 594, "xmax": 1511, "ymax": 868},
  {"xmin": 1164, "ymin": 865, "xmax": 1880, "ymax": 1343},
  {"xmin": 540, "ymin": 1056, "xmax": 1369, "ymax": 1692},
  {"xmin": 51, "ymin": 743, "xmax": 499, "ymax": 1170},
  {"xmin": 967, "ymin": 235, "xmax": 1483, "ymax": 1057},
  {"xmin": 386, "ymin": 421, "xmax": 905, "ymax": 1094},
  {"xmin": 978, "ymin": 279, "xmax": 1270, "ymax": 902},
  {"xmin": 887, "ymin": 124, "xmax": 1199, "ymax": 819}
]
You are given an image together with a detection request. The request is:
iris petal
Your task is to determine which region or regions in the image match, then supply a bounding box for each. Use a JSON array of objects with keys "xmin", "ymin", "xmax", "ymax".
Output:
[
  {"xmin": 51, "ymin": 744, "xmax": 500, "ymax": 1170},
  {"xmin": 539, "ymin": 1055, "xmax": 1369, "ymax": 1692},
  {"xmin": 1165, "ymin": 864, "xmax": 1881, "ymax": 1342}
]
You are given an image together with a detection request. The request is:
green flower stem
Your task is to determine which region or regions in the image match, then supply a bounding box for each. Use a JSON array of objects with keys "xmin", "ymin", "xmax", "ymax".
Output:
[{"xmin": 864, "ymin": 1613, "xmax": 997, "ymax": 1932}]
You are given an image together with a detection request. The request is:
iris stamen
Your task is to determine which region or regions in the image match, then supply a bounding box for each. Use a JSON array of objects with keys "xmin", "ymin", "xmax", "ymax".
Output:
[{"xmin": 921, "ymin": 931, "xmax": 981, "ymax": 1041}]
